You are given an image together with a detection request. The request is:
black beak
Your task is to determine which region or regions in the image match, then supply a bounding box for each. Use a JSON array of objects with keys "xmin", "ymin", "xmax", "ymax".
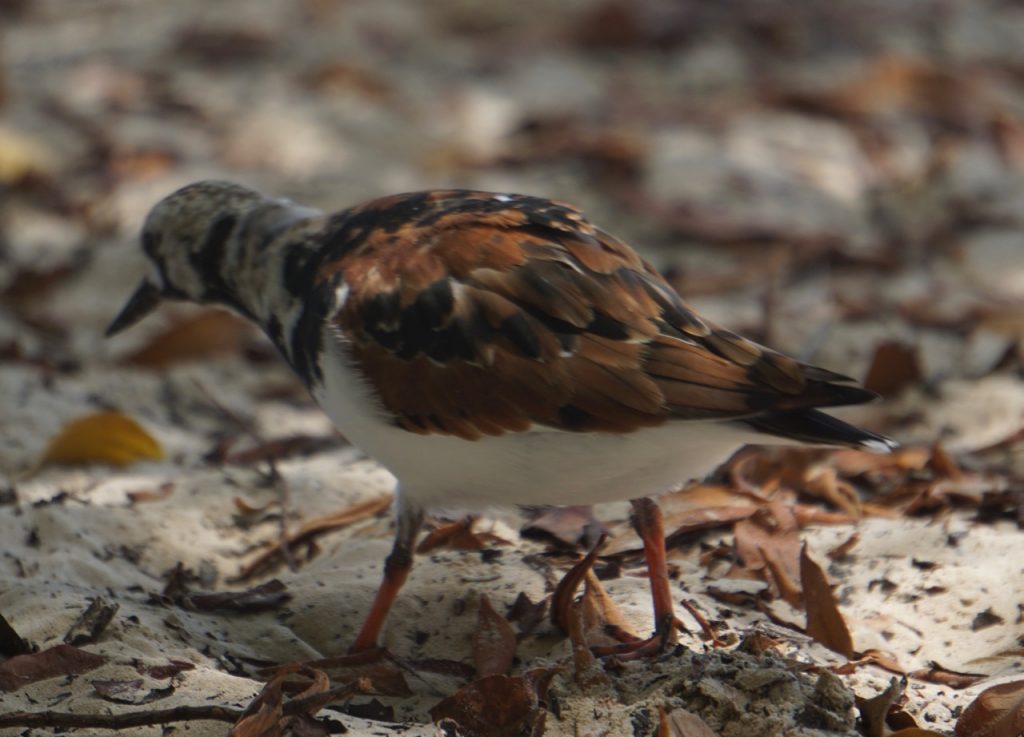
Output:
[{"xmin": 105, "ymin": 281, "xmax": 163, "ymax": 337}]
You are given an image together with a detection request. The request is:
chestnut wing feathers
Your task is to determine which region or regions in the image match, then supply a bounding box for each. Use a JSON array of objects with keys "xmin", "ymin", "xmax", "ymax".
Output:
[{"xmin": 325, "ymin": 191, "xmax": 873, "ymax": 440}]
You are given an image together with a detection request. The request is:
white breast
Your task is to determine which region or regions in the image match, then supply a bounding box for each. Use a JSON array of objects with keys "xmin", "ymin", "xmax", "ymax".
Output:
[{"xmin": 313, "ymin": 334, "xmax": 760, "ymax": 509}]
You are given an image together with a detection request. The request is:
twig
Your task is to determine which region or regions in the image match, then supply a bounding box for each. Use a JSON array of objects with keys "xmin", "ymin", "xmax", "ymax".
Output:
[
  {"xmin": 0, "ymin": 705, "xmax": 244, "ymax": 729},
  {"xmin": 0, "ymin": 682, "xmax": 365, "ymax": 731},
  {"xmin": 235, "ymin": 495, "xmax": 393, "ymax": 581},
  {"xmin": 193, "ymin": 379, "xmax": 297, "ymax": 572}
]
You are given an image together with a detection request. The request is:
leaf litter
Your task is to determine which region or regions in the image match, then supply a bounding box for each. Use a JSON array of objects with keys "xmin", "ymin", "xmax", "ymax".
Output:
[{"xmin": 4, "ymin": 0, "xmax": 1024, "ymax": 733}]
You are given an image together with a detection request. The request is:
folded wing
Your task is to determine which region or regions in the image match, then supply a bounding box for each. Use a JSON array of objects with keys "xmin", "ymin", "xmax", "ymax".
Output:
[{"xmin": 324, "ymin": 190, "xmax": 875, "ymax": 440}]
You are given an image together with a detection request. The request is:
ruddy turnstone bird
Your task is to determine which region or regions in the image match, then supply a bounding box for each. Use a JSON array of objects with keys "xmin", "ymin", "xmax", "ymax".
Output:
[{"xmin": 107, "ymin": 181, "xmax": 894, "ymax": 655}]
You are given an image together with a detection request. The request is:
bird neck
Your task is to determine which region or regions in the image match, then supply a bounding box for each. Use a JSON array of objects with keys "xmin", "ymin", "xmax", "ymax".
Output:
[{"xmin": 214, "ymin": 200, "xmax": 326, "ymax": 329}]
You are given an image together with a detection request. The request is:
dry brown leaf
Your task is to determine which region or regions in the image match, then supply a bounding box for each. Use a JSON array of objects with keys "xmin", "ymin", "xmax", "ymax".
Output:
[
  {"xmin": 927, "ymin": 443, "xmax": 963, "ymax": 481},
  {"xmin": 550, "ymin": 535, "xmax": 606, "ymax": 634},
  {"xmin": 581, "ymin": 570, "xmax": 634, "ymax": 644},
  {"xmin": 793, "ymin": 505, "xmax": 860, "ymax": 526},
  {"xmin": 429, "ymin": 675, "xmax": 542, "ymax": 737},
  {"xmin": 110, "ymin": 146, "xmax": 177, "ymax": 181},
  {"xmin": 733, "ymin": 501, "xmax": 801, "ymax": 596},
  {"xmin": 39, "ymin": 411, "xmax": 163, "ymax": 467},
  {"xmin": 229, "ymin": 672, "xmax": 284, "ymax": 737},
  {"xmin": 521, "ymin": 505, "xmax": 603, "ymax": 547},
  {"xmin": 174, "ymin": 24, "xmax": 276, "ymax": 66},
  {"xmin": 909, "ymin": 663, "xmax": 987, "ymax": 689},
  {"xmin": 889, "ymin": 729, "xmax": 947, "ymax": 737},
  {"xmin": 736, "ymin": 631, "xmax": 784, "ymax": 657},
  {"xmin": 290, "ymin": 667, "xmax": 330, "ymax": 710},
  {"xmin": 472, "ymin": 594, "xmax": 517, "ymax": 678},
  {"xmin": 863, "ymin": 340, "xmax": 923, "ymax": 397},
  {"xmin": 303, "ymin": 62, "xmax": 394, "ymax": 101},
  {"xmin": 830, "ymin": 447, "xmax": 931, "ymax": 476},
  {"xmin": 507, "ymin": 592, "xmax": 548, "ymax": 636},
  {"xmin": 565, "ymin": 599, "xmax": 611, "ymax": 690},
  {"xmin": 180, "ymin": 580, "xmax": 291, "ymax": 613},
  {"xmin": 848, "ymin": 649, "xmax": 904, "ymax": 675},
  {"xmin": 801, "ymin": 465, "xmax": 862, "ymax": 517},
  {"xmin": 856, "ymin": 677, "xmax": 906, "ymax": 737},
  {"xmin": 658, "ymin": 707, "xmax": 720, "ymax": 737},
  {"xmin": 123, "ymin": 310, "xmax": 254, "ymax": 368},
  {"xmin": 782, "ymin": 55, "xmax": 975, "ymax": 123},
  {"xmin": 827, "ymin": 533, "xmax": 860, "ymax": 561},
  {"xmin": 415, "ymin": 517, "xmax": 508, "ymax": 553},
  {"xmin": 800, "ymin": 544, "xmax": 854, "ymax": 658},
  {"xmin": 664, "ymin": 506, "xmax": 758, "ymax": 546},
  {"xmin": 0, "ymin": 644, "xmax": 106, "ymax": 692},
  {"xmin": 302, "ymin": 651, "xmax": 412, "ymax": 697},
  {"xmin": 762, "ymin": 543, "xmax": 803, "ymax": 608}
]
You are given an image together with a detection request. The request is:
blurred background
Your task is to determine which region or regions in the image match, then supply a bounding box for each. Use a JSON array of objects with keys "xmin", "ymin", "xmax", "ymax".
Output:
[
  {"xmin": 2, "ymin": 0, "xmax": 1023, "ymax": 453},
  {"xmin": 2, "ymin": 3, "xmax": 1024, "ymax": 732}
]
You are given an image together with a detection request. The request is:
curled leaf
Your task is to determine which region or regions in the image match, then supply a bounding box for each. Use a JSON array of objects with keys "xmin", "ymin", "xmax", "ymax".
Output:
[
  {"xmin": 956, "ymin": 680, "xmax": 1024, "ymax": 737},
  {"xmin": 40, "ymin": 412, "xmax": 164, "ymax": 467},
  {"xmin": 800, "ymin": 544, "xmax": 854, "ymax": 658},
  {"xmin": 472, "ymin": 594, "xmax": 517, "ymax": 678}
]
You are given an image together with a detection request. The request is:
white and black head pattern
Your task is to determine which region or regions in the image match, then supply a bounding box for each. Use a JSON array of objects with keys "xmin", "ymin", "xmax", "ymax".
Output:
[{"xmin": 107, "ymin": 181, "xmax": 325, "ymax": 349}]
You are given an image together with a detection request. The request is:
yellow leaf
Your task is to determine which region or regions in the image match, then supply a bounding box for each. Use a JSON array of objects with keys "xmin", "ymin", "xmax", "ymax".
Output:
[
  {"xmin": 40, "ymin": 412, "xmax": 164, "ymax": 467},
  {"xmin": 0, "ymin": 126, "xmax": 54, "ymax": 182}
]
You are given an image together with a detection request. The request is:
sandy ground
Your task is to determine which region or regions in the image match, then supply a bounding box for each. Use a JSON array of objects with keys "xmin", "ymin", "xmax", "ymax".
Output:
[
  {"xmin": 2, "ymin": 1, "xmax": 1024, "ymax": 735},
  {"xmin": 1, "ymin": 371, "xmax": 1022, "ymax": 735}
]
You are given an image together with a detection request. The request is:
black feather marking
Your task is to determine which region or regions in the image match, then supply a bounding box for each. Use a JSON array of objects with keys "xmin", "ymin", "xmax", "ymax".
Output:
[
  {"xmin": 743, "ymin": 408, "xmax": 895, "ymax": 449},
  {"xmin": 318, "ymin": 194, "xmax": 432, "ymax": 264},
  {"xmin": 499, "ymin": 313, "xmax": 541, "ymax": 358},
  {"xmin": 320, "ymin": 211, "xmax": 369, "ymax": 260},
  {"xmin": 413, "ymin": 280, "xmax": 454, "ymax": 330},
  {"xmin": 807, "ymin": 383, "xmax": 880, "ymax": 408},
  {"xmin": 558, "ymin": 404, "xmax": 591, "ymax": 430},
  {"xmin": 363, "ymin": 291, "xmax": 402, "ymax": 332},
  {"xmin": 282, "ymin": 245, "xmax": 315, "ymax": 300},
  {"xmin": 423, "ymin": 322, "xmax": 477, "ymax": 363},
  {"xmin": 584, "ymin": 312, "xmax": 631, "ymax": 341},
  {"xmin": 189, "ymin": 214, "xmax": 237, "ymax": 303},
  {"xmin": 265, "ymin": 313, "xmax": 285, "ymax": 354},
  {"xmin": 289, "ymin": 279, "xmax": 335, "ymax": 386}
]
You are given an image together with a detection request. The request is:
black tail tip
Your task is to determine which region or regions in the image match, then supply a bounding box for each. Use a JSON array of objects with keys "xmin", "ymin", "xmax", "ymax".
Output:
[{"xmin": 745, "ymin": 408, "xmax": 898, "ymax": 452}]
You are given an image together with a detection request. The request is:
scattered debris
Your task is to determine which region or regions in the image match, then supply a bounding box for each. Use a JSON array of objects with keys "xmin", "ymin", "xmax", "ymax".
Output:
[{"xmin": 63, "ymin": 597, "xmax": 119, "ymax": 646}]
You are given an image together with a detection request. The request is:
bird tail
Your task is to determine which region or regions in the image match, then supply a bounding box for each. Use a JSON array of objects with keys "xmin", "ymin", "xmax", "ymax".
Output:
[{"xmin": 744, "ymin": 408, "xmax": 896, "ymax": 452}]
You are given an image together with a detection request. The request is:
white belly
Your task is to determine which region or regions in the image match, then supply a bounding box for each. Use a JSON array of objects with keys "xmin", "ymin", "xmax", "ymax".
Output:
[{"xmin": 314, "ymin": 340, "xmax": 760, "ymax": 509}]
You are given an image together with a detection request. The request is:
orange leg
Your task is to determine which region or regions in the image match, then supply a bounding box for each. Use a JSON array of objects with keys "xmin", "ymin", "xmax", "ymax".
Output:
[
  {"xmin": 349, "ymin": 502, "xmax": 423, "ymax": 653},
  {"xmin": 632, "ymin": 497, "xmax": 677, "ymax": 646},
  {"xmin": 590, "ymin": 498, "xmax": 678, "ymax": 658}
]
